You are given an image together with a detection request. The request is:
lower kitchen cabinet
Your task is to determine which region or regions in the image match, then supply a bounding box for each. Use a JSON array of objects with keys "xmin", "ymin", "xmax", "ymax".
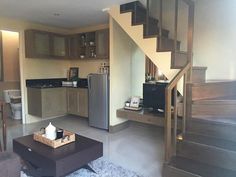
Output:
[
  {"xmin": 67, "ymin": 88, "xmax": 88, "ymax": 117},
  {"xmin": 27, "ymin": 88, "xmax": 67, "ymax": 118}
]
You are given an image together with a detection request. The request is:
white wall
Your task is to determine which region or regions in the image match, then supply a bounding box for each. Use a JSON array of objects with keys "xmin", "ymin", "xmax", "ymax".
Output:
[
  {"xmin": 131, "ymin": 44, "xmax": 145, "ymax": 97},
  {"xmin": 109, "ymin": 18, "xmax": 145, "ymax": 126},
  {"xmin": 110, "ymin": 18, "xmax": 132, "ymax": 126},
  {"xmin": 194, "ymin": 0, "xmax": 236, "ymax": 80}
]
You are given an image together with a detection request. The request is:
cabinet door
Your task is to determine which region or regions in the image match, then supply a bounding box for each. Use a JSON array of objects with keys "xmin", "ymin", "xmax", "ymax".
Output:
[
  {"xmin": 67, "ymin": 88, "xmax": 79, "ymax": 115},
  {"xmin": 78, "ymin": 88, "xmax": 88, "ymax": 117},
  {"xmin": 42, "ymin": 88, "xmax": 67, "ymax": 118},
  {"xmin": 34, "ymin": 32, "xmax": 51, "ymax": 57},
  {"xmin": 52, "ymin": 35, "xmax": 67, "ymax": 58},
  {"xmin": 96, "ymin": 29, "xmax": 109, "ymax": 59},
  {"xmin": 68, "ymin": 35, "xmax": 78, "ymax": 59}
]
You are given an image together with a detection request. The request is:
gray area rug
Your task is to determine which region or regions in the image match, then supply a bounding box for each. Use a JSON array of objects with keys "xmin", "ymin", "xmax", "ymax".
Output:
[{"xmin": 21, "ymin": 158, "xmax": 144, "ymax": 177}]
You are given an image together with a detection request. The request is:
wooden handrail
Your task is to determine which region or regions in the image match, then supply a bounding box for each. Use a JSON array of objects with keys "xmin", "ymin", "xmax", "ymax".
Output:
[
  {"xmin": 167, "ymin": 63, "xmax": 191, "ymax": 90},
  {"xmin": 164, "ymin": 62, "xmax": 191, "ymax": 161}
]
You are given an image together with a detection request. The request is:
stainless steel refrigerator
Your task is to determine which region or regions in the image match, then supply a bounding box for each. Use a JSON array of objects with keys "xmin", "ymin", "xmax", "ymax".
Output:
[{"xmin": 88, "ymin": 73, "xmax": 109, "ymax": 130}]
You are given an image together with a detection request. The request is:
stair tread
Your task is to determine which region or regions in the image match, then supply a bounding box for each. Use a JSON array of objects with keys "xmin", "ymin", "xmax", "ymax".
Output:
[
  {"xmin": 192, "ymin": 66, "xmax": 207, "ymax": 70},
  {"xmin": 168, "ymin": 156, "xmax": 236, "ymax": 177},
  {"xmin": 193, "ymin": 99, "xmax": 236, "ymax": 104},
  {"xmin": 192, "ymin": 116, "xmax": 236, "ymax": 125},
  {"xmin": 195, "ymin": 96, "xmax": 236, "ymax": 101},
  {"xmin": 183, "ymin": 132, "xmax": 236, "ymax": 152},
  {"xmin": 191, "ymin": 80, "xmax": 236, "ymax": 86}
]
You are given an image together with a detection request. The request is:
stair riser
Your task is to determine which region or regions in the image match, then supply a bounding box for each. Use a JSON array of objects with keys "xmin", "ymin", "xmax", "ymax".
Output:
[
  {"xmin": 171, "ymin": 52, "xmax": 188, "ymax": 69},
  {"xmin": 192, "ymin": 103, "xmax": 236, "ymax": 117},
  {"xmin": 177, "ymin": 141, "xmax": 236, "ymax": 171},
  {"xmin": 163, "ymin": 164, "xmax": 201, "ymax": 177},
  {"xmin": 187, "ymin": 120, "xmax": 236, "ymax": 142},
  {"xmin": 143, "ymin": 25, "xmax": 169, "ymax": 38},
  {"xmin": 157, "ymin": 38, "xmax": 181, "ymax": 52},
  {"xmin": 192, "ymin": 68, "xmax": 207, "ymax": 83},
  {"xmin": 191, "ymin": 81, "xmax": 236, "ymax": 101}
]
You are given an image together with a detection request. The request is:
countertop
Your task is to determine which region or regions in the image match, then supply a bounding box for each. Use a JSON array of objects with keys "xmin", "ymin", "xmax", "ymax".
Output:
[{"xmin": 26, "ymin": 78, "xmax": 88, "ymax": 89}]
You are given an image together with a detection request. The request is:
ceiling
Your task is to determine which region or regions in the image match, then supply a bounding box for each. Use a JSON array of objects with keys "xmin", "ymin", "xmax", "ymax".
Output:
[{"xmin": 0, "ymin": 0, "xmax": 136, "ymax": 29}]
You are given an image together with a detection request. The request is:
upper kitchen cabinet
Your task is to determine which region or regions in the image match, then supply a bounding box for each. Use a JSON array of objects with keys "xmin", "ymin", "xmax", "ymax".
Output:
[
  {"xmin": 96, "ymin": 29, "xmax": 109, "ymax": 59},
  {"xmin": 78, "ymin": 32, "xmax": 96, "ymax": 59},
  {"xmin": 25, "ymin": 29, "xmax": 68, "ymax": 59},
  {"xmin": 67, "ymin": 35, "xmax": 79, "ymax": 59},
  {"xmin": 78, "ymin": 29, "xmax": 109, "ymax": 59},
  {"xmin": 25, "ymin": 28, "xmax": 109, "ymax": 60},
  {"xmin": 52, "ymin": 34, "xmax": 68, "ymax": 58}
]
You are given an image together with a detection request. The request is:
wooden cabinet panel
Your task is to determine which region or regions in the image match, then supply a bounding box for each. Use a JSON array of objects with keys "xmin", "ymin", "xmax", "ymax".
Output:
[
  {"xmin": 25, "ymin": 30, "xmax": 68, "ymax": 59},
  {"xmin": 67, "ymin": 88, "xmax": 88, "ymax": 117},
  {"xmin": 68, "ymin": 35, "xmax": 79, "ymax": 59},
  {"xmin": 25, "ymin": 28, "xmax": 109, "ymax": 60},
  {"xmin": 27, "ymin": 88, "xmax": 67, "ymax": 118},
  {"xmin": 78, "ymin": 88, "xmax": 88, "ymax": 117},
  {"xmin": 34, "ymin": 32, "xmax": 50, "ymax": 57},
  {"xmin": 96, "ymin": 29, "xmax": 109, "ymax": 59},
  {"xmin": 78, "ymin": 29, "xmax": 109, "ymax": 59},
  {"xmin": 42, "ymin": 88, "xmax": 67, "ymax": 118},
  {"xmin": 52, "ymin": 35, "xmax": 67, "ymax": 58},
  {"xmin": 67, "ymin": 88, "xmax": 79, "ymax": 115}
]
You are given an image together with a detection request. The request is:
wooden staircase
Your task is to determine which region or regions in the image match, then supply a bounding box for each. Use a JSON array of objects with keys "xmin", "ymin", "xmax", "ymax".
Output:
[
  {"xmin": 108, "ymin": 1, "xmax": 189, "ymax": 83},
  {"xmin": 108, "ymin": 1, "xmax": 236, "ymax": 176},
  {"xmin": 164, "ymin": 80, "xmax": 236, "ymax": 177}
]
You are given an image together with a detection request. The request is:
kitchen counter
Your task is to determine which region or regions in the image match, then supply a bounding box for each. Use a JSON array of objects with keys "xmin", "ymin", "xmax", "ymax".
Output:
[
  {"xmin": 26, "ymin": 78, "xmax": 88, "ymax": 89},
  {"xmin": 27, "ymin": 79, "xmax": 89, "ymax": 119},
  {"xmin": 28, "ymin": 85, "xmax": 88, "ymax": 89}
]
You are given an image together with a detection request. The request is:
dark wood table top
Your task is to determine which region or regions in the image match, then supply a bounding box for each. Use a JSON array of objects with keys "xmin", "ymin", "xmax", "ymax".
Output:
[{"xmin": 13, "ymin": 134, "xmax": 103, "ymax": 161}]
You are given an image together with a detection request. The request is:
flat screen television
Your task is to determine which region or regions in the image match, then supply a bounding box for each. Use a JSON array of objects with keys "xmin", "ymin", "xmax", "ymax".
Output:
[{"xmin": 143, "ymin": 81, "xmax": 174, "ymax": 112}]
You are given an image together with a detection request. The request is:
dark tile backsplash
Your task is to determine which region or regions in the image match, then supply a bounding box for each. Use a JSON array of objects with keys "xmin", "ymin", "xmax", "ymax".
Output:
[{"xmin": 26, "ymin": 78, "xmax": 88, "ymax": 88}]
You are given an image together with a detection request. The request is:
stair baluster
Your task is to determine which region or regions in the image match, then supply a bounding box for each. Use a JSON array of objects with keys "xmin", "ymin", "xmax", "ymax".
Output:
[
  {"xmin": 159, "ymin": 0, "xmax": 163, "ymax": 49},
  {"xmin": 146, "ymin": 0, "xmax": 150, "ymax": 36}
]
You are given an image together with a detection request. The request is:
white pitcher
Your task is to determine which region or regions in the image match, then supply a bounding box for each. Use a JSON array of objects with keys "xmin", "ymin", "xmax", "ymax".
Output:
[{"xmin": 45, "ymin": 122, "xmax": 56, "ymax": 140}]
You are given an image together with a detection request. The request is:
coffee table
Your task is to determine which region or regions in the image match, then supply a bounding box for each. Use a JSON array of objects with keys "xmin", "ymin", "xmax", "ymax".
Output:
[{"xmin": 13, "ymin": 134, "xmax": 103, "ymax": 177}]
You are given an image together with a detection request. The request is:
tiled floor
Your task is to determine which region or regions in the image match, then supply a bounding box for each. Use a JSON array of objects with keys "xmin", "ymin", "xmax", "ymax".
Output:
[{"xmin": 2, "ymin": 115, "xmax": 165, "ymax": 177}]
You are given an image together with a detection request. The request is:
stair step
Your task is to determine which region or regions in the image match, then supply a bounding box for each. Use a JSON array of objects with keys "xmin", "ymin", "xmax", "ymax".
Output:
[
  {"xmin": 187, "ymin": 117, "xmax": 236, "ymax": 142},
  {"xmin": 192, "ymin": 66, "xmax": 207, "ymax": 83},
  {"xmin": 132, "ymin": 17, "xmax": 159, "ymax": 26},
  {"xmin": 120, "ymin": 1, "xmax": 144, "ymax": 13},
  {"xmin": 171, "ymin": 51, "xmax": 188, "ymax": 69},
  {"xmin": 144, "ymin": 26, "xmax": 169, "ymax": 38},
  {"xmin": 183, "ymin": 133, "xmax": 236, "ymax": 152},
  {"xmin": 177, "ymin": 133, "xmax": 236, "ymax": 170},
  {"xmin": 163, "ymin": 156, "xmax": 236, "ymax": 177},
  {"xmin": 121, "ymin": 1, "xmax": 147, "ymax": 25},
  {"xmin": 121, "ymin": 2, "xmax": 170, "ymax": 38},
  {"xmin": 191, "ymin": 99, "xmax": 236, "ymax": 118},
  {"xmin": 192, "ymin": 116, "xmax": 236, "ymax": 125},
  {"xmin": 157, "ymin": 37, "xmax": 181, "ymax": 52},
  {"xmin": 190, "ymin": 81, "xmax": 236, "ymax": 101}
]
